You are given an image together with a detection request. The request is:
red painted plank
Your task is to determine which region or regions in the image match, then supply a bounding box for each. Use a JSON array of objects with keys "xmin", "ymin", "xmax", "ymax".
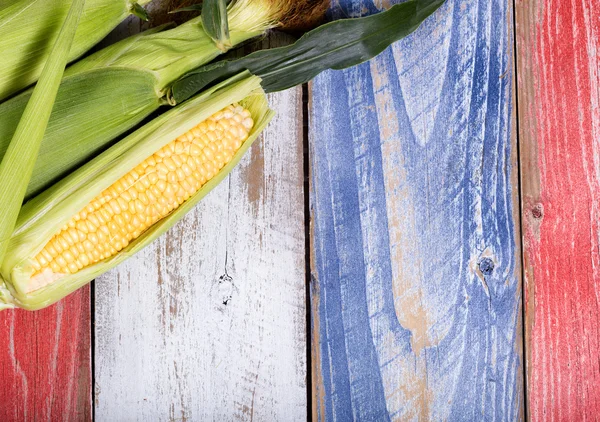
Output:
[
  {"xmin": 0, "ymin": 288, "xmax": 92, "ymax": 421},
  {"xmin": 516, "ymin": 0, "xmax": 600, "ymax": 419}
]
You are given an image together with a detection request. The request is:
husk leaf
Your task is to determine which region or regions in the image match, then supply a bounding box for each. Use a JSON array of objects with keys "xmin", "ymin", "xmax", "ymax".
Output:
[
  {"xmin": 0, "ymin": 0, "xmax": 152, "ymax": 101},
  {"xmin": 171, "ymin": 0, "xmax": 446, "ymax": 100},
  {"xmin": 202, "ymin": 0, "xmax": 231, "ymax": 50},
  {"xmin": 0, "ymin": 67, "xmax": 162, "ymax": 199}
]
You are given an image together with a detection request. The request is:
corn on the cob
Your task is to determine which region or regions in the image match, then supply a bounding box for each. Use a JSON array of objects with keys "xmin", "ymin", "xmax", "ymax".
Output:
[
  {"xmin": 0, "ymin": 74, "xmax": 273, "ymax": 311},
  {"xmin": 0, "ymin": 0, "xmax": 151, "ymax": 101},
  {"xmin": 0, "ymin": 0, "xmax": 296, "ymax": 200},
  {"xmin": 31, "ymin": 103, "xmax": 253, "ymax": 282}
]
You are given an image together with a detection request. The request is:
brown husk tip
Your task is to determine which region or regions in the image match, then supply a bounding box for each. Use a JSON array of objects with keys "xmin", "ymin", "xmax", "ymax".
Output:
[
  {"xmin": 154, "ymin": 0, "xmax": 329, "ymax": 33},
  {"xmin": 272, "ymin": 0, "xmax": 330, "ymax": 32}
]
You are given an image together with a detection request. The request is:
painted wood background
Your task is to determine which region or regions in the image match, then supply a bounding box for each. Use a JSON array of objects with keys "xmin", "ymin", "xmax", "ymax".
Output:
[
  {"xmin": 1, "ymin": 0, "xmax": 600, "ymax": 419},
  {"xmin": 0, "ymin": 290, "xmax": 91, "ymax": 421},
  {"xmin": 516, "ymin": 0, "xmax": 600, "ymax": 419},
  {"xmin": 309, "ymin": 0, "xmax": 523, "ymax": 420}
]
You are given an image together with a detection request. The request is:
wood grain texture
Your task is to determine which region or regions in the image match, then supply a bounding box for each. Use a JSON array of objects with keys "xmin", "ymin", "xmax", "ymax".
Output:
[
  {"xmin": 516, "ymin": 0, "xmax": 600, "ymax": 419},
  {"xmin": 88, "ymin": 7, "xmax": 306, "ymax": 419},
  {"xmin": 309, "ymin": 0, "xmax": 523, "ymax": 419},
  {"xmin": 93, "ymin": 61, "xmax": 307, "ymax": 420},
  {"xmin": 0, "ymin": 289, "xmax": 91, "ymax": 421}
]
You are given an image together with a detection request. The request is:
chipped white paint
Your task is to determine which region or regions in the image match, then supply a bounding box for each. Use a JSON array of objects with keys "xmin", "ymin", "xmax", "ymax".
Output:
[
  {"xmin": 93, "ymin": 16, "xmax": 306, "ymax": 420},
  {"xmin": 94, "ymin": 87, "xmax": 306, "ymax": 421}
]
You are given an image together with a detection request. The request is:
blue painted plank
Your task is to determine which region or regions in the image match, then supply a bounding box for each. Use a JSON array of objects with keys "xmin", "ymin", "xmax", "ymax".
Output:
[{"xmin": 309, "ymin": 0, "xmax": 523, "ymax": 420}]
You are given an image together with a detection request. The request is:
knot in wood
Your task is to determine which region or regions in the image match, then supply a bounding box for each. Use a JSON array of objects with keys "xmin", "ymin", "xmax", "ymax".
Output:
[
  {"xmin": 478, "ymin": 258, "xmax": 495, "ymax": 276},
  {"xmin": 531, "ymin": 203, "xmax": 544, "ymax": 219}
]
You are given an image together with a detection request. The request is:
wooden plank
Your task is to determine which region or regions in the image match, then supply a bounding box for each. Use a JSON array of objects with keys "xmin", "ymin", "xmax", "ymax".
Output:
[
  {"xmin": 0, "ymin": 289, "xmax": 91, "ymax": 421},
  {"xmin": 309, "ymin": 0, "xmax": 523, "ymax": 419},
  {"xmin": 515, "ymin": 0, "xmax": 600, "ymax": 419},
  {"xmin": 93, "ymin": 42, "xmax": 307, "ymax": 420}
]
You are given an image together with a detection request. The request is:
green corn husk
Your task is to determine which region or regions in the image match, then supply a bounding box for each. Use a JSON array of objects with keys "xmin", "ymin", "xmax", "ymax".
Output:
[
  {"xmin": 0, "ymin": 73, "xmax": 272, "ymax": 311},
  {"xmin": 0, "ymin": 67, "xmax": 163, "ymax": 196},
  {"xmin": 0, "ymin": 0, "xmax": 152, "ymax": 101},
  {"xmin": 0, "ymin": 0, "xmax": 285, "ymax": 199}
]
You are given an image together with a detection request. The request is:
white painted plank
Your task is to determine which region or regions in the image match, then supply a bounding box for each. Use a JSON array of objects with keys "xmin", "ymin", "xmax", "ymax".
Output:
[
  {"xmin": 93, "ymin": 12, "xmax": 307, "ymax": 419},
  {"xmin": 94, "ymin": 86, "xmax": 306, "ymax": 421}
]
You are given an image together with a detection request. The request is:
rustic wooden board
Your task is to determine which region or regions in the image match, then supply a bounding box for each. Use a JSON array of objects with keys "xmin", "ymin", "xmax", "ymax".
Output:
[
  {"xmin": 516, "ymin": 0, "xmax": 600, "ymax": 419},
  {"xmin": 93, "ymin": 66, "xmax": 307, "ymax": 420},
  {"xmin": 0, "ymin": 289, "xmax": 91, "ymax": 421},
  {"xmin": 309, "ymin": 0, "xmax": 523, "ymax": 419},
  {"xmin": 88, "ymin": 5, "xmax": 306, "ymax": 419}
]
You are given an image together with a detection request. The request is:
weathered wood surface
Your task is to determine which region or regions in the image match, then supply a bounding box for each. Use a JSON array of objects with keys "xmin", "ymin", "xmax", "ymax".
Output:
[
  {"xmin": 14, "ymin": 0, "xmax": 600, "ymax": 418},
  {"xmin": 93, "ymin": 29, "xmax": 307, "ymax": 420},
  {"xmin": 0, "ymin": 289, "xmax": 91, "ymax": 421},
  {"xmin": 516, "ymin": 0, "xmax": 600, "ymax": 419},
  {"xmin": 309, "ymin": 0, "xmax": 523, "ymax": 419}
]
